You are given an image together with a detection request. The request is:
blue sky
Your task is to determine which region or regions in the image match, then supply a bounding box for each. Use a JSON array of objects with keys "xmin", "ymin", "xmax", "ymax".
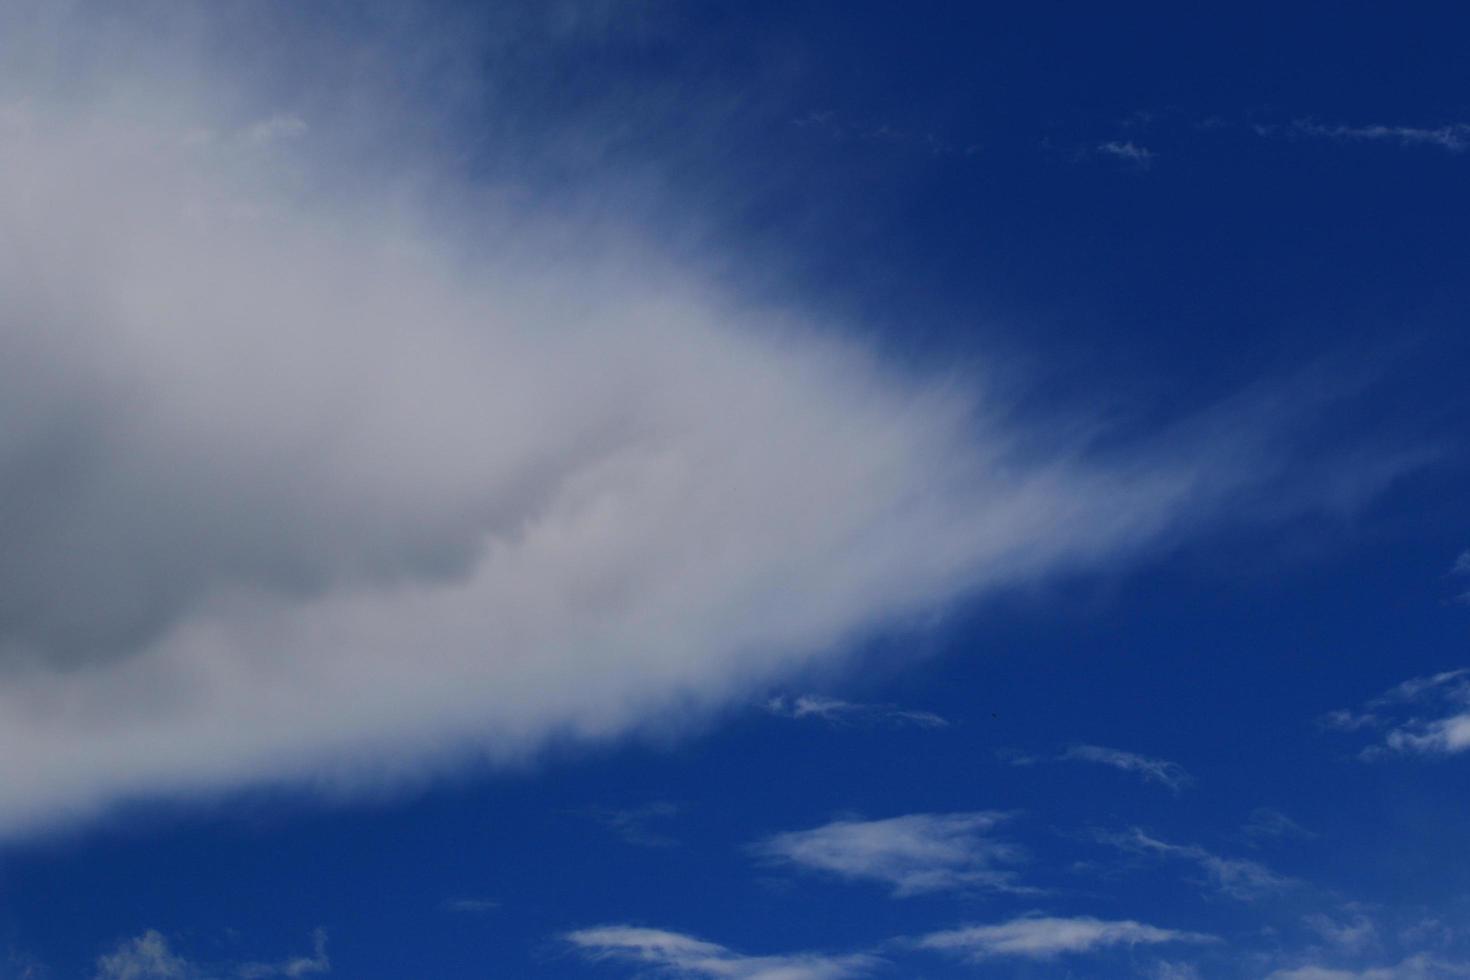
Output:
[{"xmin": 1, "ymin": 2, "xmax": 1469, "ymax": 978}]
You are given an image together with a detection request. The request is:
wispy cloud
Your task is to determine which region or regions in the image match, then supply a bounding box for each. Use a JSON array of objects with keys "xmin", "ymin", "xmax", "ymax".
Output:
[
  {"xmin": 751, "ymin": 812, "xmax": 1029, "ymax": 897},
  {"xmin": 1267, "ymin": 954, "xmax": 1470, "ymax": 979},
  {"xmin": 1324, "ymin": 669, "xmax": 1470, "ymax": 759},
  {"xmin": 765, "ymin": 696, "xmax": 949, "ymax": 729},
  {"xmin": 1059, "ymin": 745, "xmax": 1192, "ymax": 791},
  {"xmin": 564, "ymin": 926, "xmax": 878, "ymax": 979},
  {"xmin": 1098, "ymin": 828, "xmax": 1295, "ymax": 900},
  {"xmin": 1286, "ymin": 120, "xmax": 1470, "ymax": 153},
  {"xmin": 1303, "ymin": 911, "xmax": 1379, "ymax": 955},
  {"xmin": 913, "ymin": 914, "xmax": 1215, "ymax": 961},
  {"xmin": 1452, "ymin": 551, "xmax": 1470, "ymax": 603},
  {"xmin": 1097, "ymin": 140, "xmax": 1155, "ymax": 167}
]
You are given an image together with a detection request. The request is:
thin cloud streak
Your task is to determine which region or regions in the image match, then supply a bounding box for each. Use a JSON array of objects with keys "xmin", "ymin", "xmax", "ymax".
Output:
[
  {"xmin": 765, "ymin": 696, "xmax": 949, "ymax": 729},
  {"xmin": 1060, "ymin": 745, "xmax": 1193, "ymax": 791},
  {"xmin": 914, "ymin": 914, "xmax": 1216, "ymax": 961}
]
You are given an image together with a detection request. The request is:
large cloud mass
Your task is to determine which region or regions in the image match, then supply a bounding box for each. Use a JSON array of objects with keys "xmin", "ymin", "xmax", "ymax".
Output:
[{"xmin": 0, "ymin": 2, "xmax": 1390, "ymax": 834}]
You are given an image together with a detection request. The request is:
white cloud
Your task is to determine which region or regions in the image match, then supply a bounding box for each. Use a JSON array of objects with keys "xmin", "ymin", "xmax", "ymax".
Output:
[
  {"xmin": 1060, "ymin": 745, "xmax": 1192, "ymax": 791},
  {"xmin": 750, "ymin": 812, "xmax": 1028, "ymax": 897},
  {"xmin": 1326, "ymin": 670, "xmax": 1470, "ymax": 759},
  {"xmin": 914, "ymin": 914, "xmax": 1215, "ymax": 960},
  {"xmin": 1289, "ymin": 120, "xmax": 1470, "ymax": 153},
  {"xmin": 1099, "ymin": 828, "xmax": 1295, "ymax": 900},
  {"xmin": 0, "ymin": 2, "xmax": 1411, "ymax": 836},
  {"xmin": 564, "ymin": 926, "xmax": 877, "ymax": 979},
  {"xmin": 765, "ymin": 696, "xmax": 948, "ymax": 729}
]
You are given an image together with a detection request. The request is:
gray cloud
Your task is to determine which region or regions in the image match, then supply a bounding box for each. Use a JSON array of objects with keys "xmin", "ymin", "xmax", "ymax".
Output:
[{"xmin": 0, "ymin": 1, "xmax": 1416, "ymax": 835}]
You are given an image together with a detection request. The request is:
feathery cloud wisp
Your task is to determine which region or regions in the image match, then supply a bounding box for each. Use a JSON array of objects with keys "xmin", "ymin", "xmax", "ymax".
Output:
[
  {"xmin": 1098, "ymin": 828, "xmax": 1295, "ymax": 900},
  {"xmin": 1060, "ymin": 745, "xmax": 1193, "ymax": 791}
]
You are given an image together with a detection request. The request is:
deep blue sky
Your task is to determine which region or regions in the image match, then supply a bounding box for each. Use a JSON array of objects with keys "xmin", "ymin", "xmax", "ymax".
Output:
[{"xmin": 2, "ymin": 3, "xmax": 1469, "ymax": 978}]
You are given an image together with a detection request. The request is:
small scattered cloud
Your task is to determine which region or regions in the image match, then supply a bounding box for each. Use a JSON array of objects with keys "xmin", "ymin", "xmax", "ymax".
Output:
[
  {"xmin": 1453, "ymin": 551, "xmax": 1470, "ymax": 575},
  {"xmin": 96, "ymin": 932, "xmax": 189, "ymax": 980},
  {"xmin": 790, "ymin": 110, "xmax": 967, "ymax": 157},
  {"xmin": 564, "ymin": 925, "xmax": 878, "ymax": 979},
  {"xmin": 584, "ymin": 802, "xmax": 683, "ymax": 848},
  {"xmin": 1060, "ymin": 745, "xmax": 1192, "ymax": 792},
  {"xmin": 237, "ymin": 930, "xmax": 329, "ymax": 979},
  {"xmin": 1286, "ymin": 120, "xmax": 1470, "ymax": 153},
  {"xmin": 750, "ymin": 812, "xmax": 1029, "ymax": 898},
  {"xmin": 1097, "ymin": 140, "xmax": 1155, "ymax": 168},
  {"xmin": 913, "ymin": 914, "xmax": 1215, "ymax": 961},
  {"xmin": 94, "ymin": 930, "xmax": 327, "ymax": 980},
  {"xmin": 1324, "ymin": 669, "xmax": 1470, "ymax": 759},
  {"xmin": 1097, "ymin": 828, "xmax": 1295, "ymax": 900},
  {"xmin": 765, "ymin": 696, "xmax": 949, "ymax": 730}
]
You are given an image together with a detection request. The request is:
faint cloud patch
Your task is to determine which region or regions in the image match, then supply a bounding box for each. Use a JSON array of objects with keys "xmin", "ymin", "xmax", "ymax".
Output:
[
  {"xmin": 1243, "ymin": 807, "xmax": 1317, "ymax": 847},
  {"xmin": 751, "ymin": 811, "xmax": 1031, "ymax": 898},
  {"xmin": 1096, "ymin": 828, "xmax": 1295, "ymax": 901},
  {"xmin": 585, "ymin": 802, "xmax": 683, "ymax": 848},
  {"xmin": 564, "ymin": 925, "xmax": 878, "ymax": 979},
  {"xmin": 1097, "ymin": 140, "xmax": 1155, "ymax": 168}
]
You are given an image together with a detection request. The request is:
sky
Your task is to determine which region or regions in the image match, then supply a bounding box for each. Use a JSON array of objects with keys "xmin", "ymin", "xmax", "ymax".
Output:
[{"xmin": 1, "ymin": 2, "xmax": 1469, "ymax": 977}]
